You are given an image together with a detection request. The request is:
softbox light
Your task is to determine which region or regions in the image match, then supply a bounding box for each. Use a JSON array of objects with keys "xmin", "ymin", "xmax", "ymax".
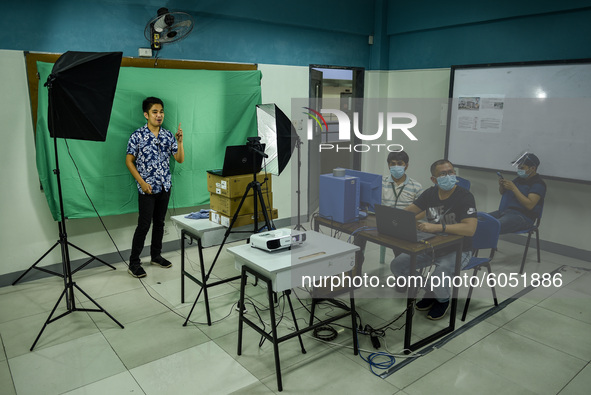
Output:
[
  {"xmin": 256, "ymin": 104, "xmax": 297, "ymax": 175},
  {"xmin": 46, "ymin": 51, "xmax": 122, "ymax": 141}
]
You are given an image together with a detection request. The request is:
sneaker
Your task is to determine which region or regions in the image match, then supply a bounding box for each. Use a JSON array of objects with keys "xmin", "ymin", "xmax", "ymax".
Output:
[
  {"xmin": 128, "ymin": 265, "xmax": 146, "ymax": 278},
  {"xmin": 415, "ymin": 292, "xmax": 435, "ymax": 311},
  {"xmin": 151, "ymin": 256, "xmax": 172, "ymax": 268},
  {"xmin": 427, "ymin": 300, "xmax": 450, "ymax": 320}
]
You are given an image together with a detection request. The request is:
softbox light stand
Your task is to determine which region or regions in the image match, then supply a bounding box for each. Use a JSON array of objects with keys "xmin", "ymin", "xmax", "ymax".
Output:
[
  {"xmin": 255, "ymin": 104, "xmax": 304, "ymax": 229},
  {"xmin": 23, "ymin": 51, "xmax": 124, "ymax": 351},
  {"xmin": 293, "ymin": 136, "xmax": 305, "ymax": 231}
]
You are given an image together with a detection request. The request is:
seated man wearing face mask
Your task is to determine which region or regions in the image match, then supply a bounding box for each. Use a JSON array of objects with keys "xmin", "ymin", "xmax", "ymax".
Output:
[
  {"xmin": 382, "ymin": 150, "xmax": 423, "ymax": 210},
  {"xmin": 390, "ymin": 159, "xmax": 477, "ymax": 320},
  {"xmin": 488, "ymin": 153, "xmax": 545, "ymax": 234}
]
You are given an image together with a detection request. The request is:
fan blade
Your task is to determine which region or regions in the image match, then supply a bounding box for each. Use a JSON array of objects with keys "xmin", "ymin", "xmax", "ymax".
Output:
[{"xmin": 172, "ymin": 20, "xmax": 192, "ymax": 29}]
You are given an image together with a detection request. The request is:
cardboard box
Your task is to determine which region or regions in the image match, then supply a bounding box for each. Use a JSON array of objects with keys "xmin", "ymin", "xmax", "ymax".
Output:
[
  {"xmin": 210, "ymin": 208, "xmax": 278, "ymax": 228},
  {"xmin": 209, "ymin": 192, "xmax": 273, "ymax": 217},
  {"xmin": 207, "ymin": 172, "xmax": 272, "ymax": 198}
]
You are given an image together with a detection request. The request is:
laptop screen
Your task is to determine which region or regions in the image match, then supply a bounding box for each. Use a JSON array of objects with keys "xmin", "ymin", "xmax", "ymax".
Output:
[{"xmin": 208, "ymin": 144, "xmax": 266, "ymax": 177}]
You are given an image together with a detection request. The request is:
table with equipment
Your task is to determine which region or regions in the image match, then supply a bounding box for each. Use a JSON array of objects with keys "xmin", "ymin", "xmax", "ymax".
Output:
[
  {"xmin": 313, "ymin": 215, "xmax": 464, "ymax": 352},
  {"xmin": 228, "ymin": 230, "xmax": 359, "ymax": 392}
]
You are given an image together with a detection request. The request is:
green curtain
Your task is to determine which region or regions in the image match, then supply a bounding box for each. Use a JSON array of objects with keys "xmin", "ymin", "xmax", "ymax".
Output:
[{"xmin": 35, "ymin": 62, "xmax": 262, "ymax": 220}]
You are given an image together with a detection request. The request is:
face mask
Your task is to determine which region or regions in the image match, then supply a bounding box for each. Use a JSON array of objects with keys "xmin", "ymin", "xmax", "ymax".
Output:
[
  {"xmin": 517, "ymin": 169, "xmax": 528, "ymax": 178},
  {"xmin": 389, "ymin": 166, "xmax": 405, "ymax": 179},
  {"xmin": 437, "ymin": 175, "xmax": 457, "ymax": 191}
]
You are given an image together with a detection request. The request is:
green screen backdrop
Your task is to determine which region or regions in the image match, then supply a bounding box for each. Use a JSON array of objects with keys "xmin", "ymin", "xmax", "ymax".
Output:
[{"xmin": 35, "ymin": 62, "xmax": 262, "ymax": 220}]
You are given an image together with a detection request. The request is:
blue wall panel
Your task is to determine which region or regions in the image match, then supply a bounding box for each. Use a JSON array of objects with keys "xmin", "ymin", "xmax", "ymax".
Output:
[
  {"xmin": 388, "ymin": 7, "xmax": 591, "ymax": 70},
  {"xmin": 1, "ymin": 0, "xmax": 374, "ymax": 68},
  {"xmin": 2, "ymin": 1, "xmax": 591, "ymax": 70}
]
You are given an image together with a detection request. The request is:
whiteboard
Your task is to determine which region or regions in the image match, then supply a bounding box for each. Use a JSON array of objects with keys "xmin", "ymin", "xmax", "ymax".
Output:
[{"xmin": 445, "ymin": 60, "xmax": 591, "ymax": 183}]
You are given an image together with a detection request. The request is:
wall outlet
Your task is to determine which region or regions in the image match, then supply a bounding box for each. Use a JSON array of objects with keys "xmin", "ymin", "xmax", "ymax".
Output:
[{"xmin": 138, "ymin": 48, "xmax": 152, "ymax": 58}]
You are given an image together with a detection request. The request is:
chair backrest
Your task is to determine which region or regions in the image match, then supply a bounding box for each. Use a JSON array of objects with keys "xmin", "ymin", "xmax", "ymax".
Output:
[
  {"xmin": 535, "ymin": 201, "xmax": 544, "ymax": 224},
  {"xmin": 456, "ymin": 176, "xmax": 471, "ymax": 190},
  {"xmin": 471, "ymin": 212, "xmax": 501, "ymax": 251}
]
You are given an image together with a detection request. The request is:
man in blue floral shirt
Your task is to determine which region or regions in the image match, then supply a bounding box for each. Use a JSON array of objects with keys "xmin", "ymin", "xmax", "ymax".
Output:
[{"xmin": 126, "ymin": 97, "xmax": 185, "ymax": 278}]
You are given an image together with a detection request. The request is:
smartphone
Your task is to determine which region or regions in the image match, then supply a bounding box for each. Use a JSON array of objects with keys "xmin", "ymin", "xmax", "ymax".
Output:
[{"xmin": 496, "ymin": 171, "xmax": 504, "ymax": 179}]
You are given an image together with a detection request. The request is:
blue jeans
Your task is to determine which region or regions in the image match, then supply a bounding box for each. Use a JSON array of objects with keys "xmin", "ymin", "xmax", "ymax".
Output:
[
  {"xmin": 390, "ymin": 251, "xmax": 472, "ymax": 302},
  {"xmin": 488, "ymin": 209, "xmax": 534, "ymax": 234}
]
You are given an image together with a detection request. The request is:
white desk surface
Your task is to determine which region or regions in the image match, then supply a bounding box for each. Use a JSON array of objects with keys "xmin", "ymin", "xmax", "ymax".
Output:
[
  {"xmin": 228, "ymin": 230, "xmax": 359, "ymax": 292},
  {"xmin": 171, "ymin": 215, "xmax": 250, "ymax": 247}
]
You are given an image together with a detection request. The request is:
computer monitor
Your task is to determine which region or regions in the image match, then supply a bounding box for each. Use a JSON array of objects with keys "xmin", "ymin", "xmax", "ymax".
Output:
[{"xmin": 344, "ymin": 169, "xmax": 382, "ymax": 213}]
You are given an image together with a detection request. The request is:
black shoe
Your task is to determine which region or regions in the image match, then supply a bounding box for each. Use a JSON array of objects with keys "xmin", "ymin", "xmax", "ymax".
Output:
[
  {"xmin": 128, "ymin": 265, "xmax": 146, "ymax": 278},
  {"xmin": 427, "ymin": 300, "xmax": 450, "ymax": 320},
  {"xmin": 151, "ymin": 256, "xmax": 172, "ymax": 268},
  {"xmin": 415, "ymin": 292, "xmax": 435, "ymax": 311}
]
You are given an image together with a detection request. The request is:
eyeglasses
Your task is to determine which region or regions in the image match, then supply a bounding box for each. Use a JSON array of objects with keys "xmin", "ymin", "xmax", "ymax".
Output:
[{"xmin": 437, "ymin": 170, "xmax": 456, "ymax": 177}]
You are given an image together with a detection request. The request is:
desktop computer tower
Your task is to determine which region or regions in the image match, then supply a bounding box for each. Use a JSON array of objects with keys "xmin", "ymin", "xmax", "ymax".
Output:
[{"xmin": 319, "ymin": 174, "xmax": 360, "ymax": 223}]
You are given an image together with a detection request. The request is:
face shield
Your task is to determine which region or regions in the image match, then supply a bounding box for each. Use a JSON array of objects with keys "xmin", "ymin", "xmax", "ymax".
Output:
[{"xmin": 511, "ymin": 151, "xmax": 531, "ymax": 169}]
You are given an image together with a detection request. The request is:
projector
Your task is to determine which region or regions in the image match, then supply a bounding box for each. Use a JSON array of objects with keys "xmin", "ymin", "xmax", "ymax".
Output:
[{"xmin": 250, "ymin": 229, "xmax": 306, "ymax": 252}]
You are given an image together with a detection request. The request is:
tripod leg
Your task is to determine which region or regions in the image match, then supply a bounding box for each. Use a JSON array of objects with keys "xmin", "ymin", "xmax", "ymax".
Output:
[
  {"xmin": 30, "ymin": 287, "xmax": 68, "ymax": 351},
  {"xmin": 255, "ymin": 187, "xmax": 273, "ymax": 232},
  {"xmin": 183, "ymin": 284, "xmax": 205, "ymax": 326},
  {"xmin": 68, "ymin": 242, "xmax": 117, "ymax": 271},
  {"xmin": 73, "ymin": 283, "xmax": 124, "ymax": 328},
  {"xmin": 13, "ymin": 242, "xmax": 61, "ymax": 285}
]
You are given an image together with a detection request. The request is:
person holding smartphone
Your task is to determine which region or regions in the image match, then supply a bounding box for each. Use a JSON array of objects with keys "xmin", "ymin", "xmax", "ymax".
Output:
[{"xmin": 489, "ymin": 153, "xmax": 545, "ymax": 234}]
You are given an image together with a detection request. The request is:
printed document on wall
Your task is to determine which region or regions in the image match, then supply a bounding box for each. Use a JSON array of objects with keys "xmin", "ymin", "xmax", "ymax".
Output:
[{"xmin": 456, "ymin": 94, "xmax": 505, "ymax": 133}]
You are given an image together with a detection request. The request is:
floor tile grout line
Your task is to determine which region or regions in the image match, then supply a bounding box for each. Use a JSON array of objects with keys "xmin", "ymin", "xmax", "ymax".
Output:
[
  {"xmin": 380, "ymin": 265, "xmax": 565, "ymax": 379},
  {"xmin": 556, "ymin": 360, "xmax": 590, "ymax": 394},
  {"xmin": 0, "ymin": 332, "xmax": 18, "ymax": 395}
]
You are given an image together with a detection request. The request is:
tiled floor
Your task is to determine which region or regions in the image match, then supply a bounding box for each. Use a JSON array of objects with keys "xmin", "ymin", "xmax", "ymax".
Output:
[{"xmin": 1, "ymin": 225, "xmax": 590, "ymax": 394}]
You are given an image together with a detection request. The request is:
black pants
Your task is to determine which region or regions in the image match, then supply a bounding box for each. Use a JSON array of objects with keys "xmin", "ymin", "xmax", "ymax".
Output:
[{"xmin": 129, "ymin": 190, "xmax": 171, "ymax": 266}]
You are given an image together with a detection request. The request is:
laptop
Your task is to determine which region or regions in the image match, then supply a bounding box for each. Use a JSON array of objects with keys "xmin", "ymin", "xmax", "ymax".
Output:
[
  {"xmin": 374, "ymin": 204, "xmax": 436, "ymax": 243},
  {"xmin": 207, "ymin": 144, "xmax": 265, "ymax": 177}
]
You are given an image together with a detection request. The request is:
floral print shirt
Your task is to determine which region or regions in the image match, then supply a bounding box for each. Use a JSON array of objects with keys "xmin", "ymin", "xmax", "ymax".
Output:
[{"xmin": 126, "ymin": 124, "xmax": 178, "ymax": 194}]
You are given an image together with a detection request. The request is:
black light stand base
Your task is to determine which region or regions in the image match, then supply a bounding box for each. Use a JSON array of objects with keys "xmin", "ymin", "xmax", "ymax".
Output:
[
  {"xmin": 30, "ymin": 280, "xmax": 124, "ymax": 351},
  {"xmin": 12, "ymin": 237, "xmax": 117, "ymax": 286}
]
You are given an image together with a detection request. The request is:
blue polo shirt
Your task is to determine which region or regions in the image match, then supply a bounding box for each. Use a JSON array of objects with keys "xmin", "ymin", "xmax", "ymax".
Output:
[
  {"xmin": 504, "ymin": 174, "xmax": 546, "ymax": 220},
  {"xmin": 126, "ymin": 124, "xmax": 178, "ymax": 194}
]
